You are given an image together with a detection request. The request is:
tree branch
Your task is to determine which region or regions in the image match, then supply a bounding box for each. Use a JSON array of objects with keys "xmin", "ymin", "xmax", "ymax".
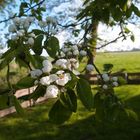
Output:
[
  {"xmin": 96, "ymin": 35, "xmax": 124, "ymax": 50},
  {"xmin": 0, "ymin": 0, "xmax": 45, "ymax": 24}
]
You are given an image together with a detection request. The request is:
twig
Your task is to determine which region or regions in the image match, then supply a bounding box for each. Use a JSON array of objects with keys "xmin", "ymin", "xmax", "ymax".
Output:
[
  {"xmin": 0, "ymin": 0, "xmax": 45, "ymax": 24},
  {"xmin": 58, "ymin": 18, "xmax": 91, "ymax": 28},
  {"xmin": 96, "ymin": 35, "xmax": 124, "ymax": 49},
  {"xmin": 7, "ymin": 64, "xmax": 12, "ymax": 89}
]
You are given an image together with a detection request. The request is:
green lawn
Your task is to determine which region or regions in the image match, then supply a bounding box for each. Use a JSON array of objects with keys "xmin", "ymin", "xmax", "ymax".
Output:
[
  {"xmin": 0, "ymin": 51, "xmax": 140, "ymax": 140},
  {"xmin": 0, "ymin": 85, "xmax": 140, "ymax": 140},
  {"xmin": 95, "ymin": 51, "xmax": 140, "ymax": 72}
]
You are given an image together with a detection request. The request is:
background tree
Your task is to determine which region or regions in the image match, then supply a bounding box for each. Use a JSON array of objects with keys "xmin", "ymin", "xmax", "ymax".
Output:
[{"xmin": 77, "ymin": 0, "xmax": 140, "ymax": 65}]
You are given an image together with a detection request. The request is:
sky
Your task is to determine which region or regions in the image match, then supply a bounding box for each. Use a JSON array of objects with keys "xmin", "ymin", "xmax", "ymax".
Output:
[{"xmin": 0, "ymin": 0, "xmax": 140, "ymax": 52}]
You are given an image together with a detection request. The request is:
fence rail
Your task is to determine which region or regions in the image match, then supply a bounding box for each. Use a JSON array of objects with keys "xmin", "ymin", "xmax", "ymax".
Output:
[
  {"xmin": 87, "ymin": 72, "xmax": 140, "ymax": 84},
  {"xmin": 0, "ymin": 87, "xmax": 48, "ymax": 118},
  {"xmin": 0, "ymin": 72, "xmax": 140, "ymax": 118}
]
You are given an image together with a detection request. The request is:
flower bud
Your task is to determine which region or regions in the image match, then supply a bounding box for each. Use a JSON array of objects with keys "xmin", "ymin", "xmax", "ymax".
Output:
[
  {"xmin": 80, "ymin": 50, "xmax": 87, "ymax": 56},
  {"xmin": 86, "ymin": 64, "xmax": 94, "ymax": 71},
  {"xmin": 8, "ymin": 24, "xmax": 16, "ymax": 33},
  {"xmin": 103, "ymin": 84, "xmax": 108, "ymax": 89},
  {"xmin": 113, "ymin": 82, "xmax": 118, "ymax": 87},
  {"xmin": 28, "ymin": 37, "xmax": 34, "ymax": 45}
]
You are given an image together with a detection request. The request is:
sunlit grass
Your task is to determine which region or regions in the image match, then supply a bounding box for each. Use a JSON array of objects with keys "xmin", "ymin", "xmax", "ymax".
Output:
[
  {"xmin": 0, "ymin": 85, "xmax": 140, "ymax": 140},
  {"xmin": 95, "ymin": 51, "xmax": 140, "ymax": 72},
  {"xmin": 0, "ymin": 51, "xmax": 140, "ymax": 139}
]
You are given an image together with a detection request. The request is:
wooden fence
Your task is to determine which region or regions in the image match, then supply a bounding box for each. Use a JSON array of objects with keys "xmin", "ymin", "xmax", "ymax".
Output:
[
  {"xmin": 87, "ymin": 72, "xmax": 140, "ymax": 84},
  {"xmin": 0, "ymin": 87, "xmax": 48, "ymax": 118},
  {"xmin": 0, "ymin": 72, "xmax": 140, "ymax": 118}
]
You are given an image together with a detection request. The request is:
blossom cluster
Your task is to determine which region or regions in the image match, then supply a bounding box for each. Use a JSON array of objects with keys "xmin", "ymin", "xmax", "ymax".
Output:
[
  {"xmin": 60, "ymin": 44, "xmax": 94, "ymax": 72},
  {"xmin": 30, "ymin": 58, "xmax": 81, "ymax": 99},
  {"xmin": 8, "ymin": 16, "xmax": 57, "ymax": 45},
  {"xmin": 8, "ymin": 16, "xmax": 36, "ymax": 46},
  {"xmin": 61, "ymin": 45, "xmax": 87, "ymax": 57},
  {"xmin": 38, "ymin": 16, "xmax": 57, "ymax": 28},
  {"xmin": 98, "ymin": 73, "xmax": 119, "ymax": 90}
]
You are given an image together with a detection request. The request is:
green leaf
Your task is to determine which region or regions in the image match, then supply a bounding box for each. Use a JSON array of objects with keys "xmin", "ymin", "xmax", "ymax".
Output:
[
  {"xmin": 29, "ymin": 85, "xmax": 46, "ymax": 101},
  {"xmin": 16, "ymin": 76, "xmax": 35, "ymax": 89},
  {"xmin": 32, "ymin": 29, "xmax": 44, "ymax": 35},
  {"xmin": 132, "ymin": 4, "xmax": 140, "ymax": 17},
  {"xmin": 76, "ymin": 78, "xmax": 93, "ymax": 110},
  {"xmin": 44, "ymin": 36, "xmax": 60, "ymax": 58},
  {"xmin": 0, "ymin": 49, "xmax": 16, "ymax": 70},
  {"xmin": 60, "ymin": 89, "xmax": 77, "ymax": 112},
  {"xmin": 125, "ymin": 108, "xmax": 138, "ymax": 121},
  {"xmin": 124, "ymin": 27, "xmax": 131, "ymax": 34},
  {"xmin": 94, "ymin": 93, "xmax": 105, "ymax": 121},
  {"xmin": 130, "ymin": 35, "xmax": 135, "ymax": 42},
  {"xmin": 49, "ymin": 100, "xmax": 72, "ymax": 124},
  {"xmin": 29, "ymin": 55, "xmax": 45, "ymax": 69},
  {"xmin": 65, "ymin": 72, "xmax": 78, "ymax": 89},
  {"xmin": 12, "ymin": 95, "xmax": 25, "ymax": 116},
  {"xmin": 32, "ymin": 35, "xmax": 44, "ymax": 55},
  {"xmin": 15, "ymin": 57, "xmax": 29, "ymax": 68},
  {"xmin": 0, "ymin": 94, "xmax": 10, "ymax": 109},
  {"xmin": 103, "ymin": 63, "xmax": 113, "ymax": 72}
]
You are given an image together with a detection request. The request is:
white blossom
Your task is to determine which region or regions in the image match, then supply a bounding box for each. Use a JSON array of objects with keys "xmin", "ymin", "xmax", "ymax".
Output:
[
  {"xmin": 34, "ymin": 80, "xmax": 39, "ymax": 85},
  {"xmin": 71, "ymin": 45, "xmax": 78, "ymax": 51},
  {"xmin": 38, "ymin": 20, "xmax": 46, "ymax": 28},
  {"xmin": 73, "ymin": 50, "xmax": 79, "ymax": 55},
  {"xmin": 17, "ymin": 31, "xmax": 24, "ymax": 37},
  {"xmin": 66, "ymin": 58, "xmax": 79, "ymax": 71},
  {"xmin": 62, "ymin": 48, "xmax": 69, "ymax": 53},
  {"xmin": 102, "ymin": 73, "xmax": 110, "ymax": 82},
  {"xmin": 67, "ymin": 51, "xmax": 72, "ymax": 56},
  {"xmin": 56, "ymin": 70, "xmax": 64, "ymax": 75},
  {"xmin": 30, "ymin": 69, "xmax": 42, "ymax": 78},
  {"xmin": 13, "ymin": 17, "xmax": 20, "ymax": 25},
  {"xmin": 55, "ymin": 59, "xmax": 67, "ymax": 69},
  {"xmin": 56, "ymin": 71, "xmax": 71, "ymax": 86},
  {"xmin": 42, "ymin": 60, "xmax": 53, "ymax": 73},
  {"xmin": 43, "ymin": 60, "xmax": 52, "ymax": 67},
  {"xmin": 80, "ymin": 50, "xmax": 87, "ymax": 56},
  {"xmin": 8, "ymin": 24, "xmax": 16, "ymax": 33},
  {"xmin": 46, "ymin": 17, "xmax": 57, "ymax": 25},
  {"xmin": 26, "ymin": 16, "xmax": 34, "ymax": 23},
  {"xmin": 19, "ymin": 18, "xmax": 25, "ymax": 26},
  {"xmin": 42, "ymin": 66, "xmax": 52, "ymax": 73},
  {"xmin": 72, "ymin": 70, "xmax": 80, "ymax": 75},
  {"xmin": 11, "ymin": 34, "xmax": 18, "ymax": 40},
  {"xmin": 24, "ymin": 21, "xmax": 30, "ymax": 30},
  {"xmin": 60, "ymin": 52, "xmax": 66, "ymax": 57},
  {"xmin": 86, "ymin": 64, "xmax": 94, "ymax": 71},
  {"xmin": 27, "ymin": 37, "xmax": 34, "ymax": 45},
  {"xmin": 40, "ymin": 76, "xmax": 50, "ymax": 85},
  {"xmin": 45, "ymin": 85, "xmax": 59, "ymax": 98},
  {"xmin": 103, "ymin": 84, "xmax": 108, "ymax": 89},
  {"xmin": 49, "ymin": 74, "xmax": 58, "ymax": 83},
  {"xmin": 112, "ymin": 77, "xmax": 118, "ymax": 82},
  {"xmin": 113, "ymin": 82, "xmax": 118, "ymax": 87},
  {"xmin": 29, "ymin": 33, "xmax": 36, "ymax": 38}
]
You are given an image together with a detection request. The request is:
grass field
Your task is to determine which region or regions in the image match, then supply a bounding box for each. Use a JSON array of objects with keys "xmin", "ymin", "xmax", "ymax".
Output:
[
  {"xmin": 0, "ymin": 51, "xmax": 140, "ymax": 140},
  {"xmin": 95, "ymin": 51, "xmax": 140, "ymax": 72},
  {"xmin": 0, "ymin": 85, "xmax": 140, "ymax": 140}
]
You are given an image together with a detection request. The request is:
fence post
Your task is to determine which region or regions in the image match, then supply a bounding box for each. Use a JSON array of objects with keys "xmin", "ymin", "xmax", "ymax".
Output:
[{"xmin": 124, "ymin": 72, "xmax": 128, "ymax": 83}]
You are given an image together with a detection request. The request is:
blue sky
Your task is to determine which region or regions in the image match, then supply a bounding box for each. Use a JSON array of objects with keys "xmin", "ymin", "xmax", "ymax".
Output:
[{"xmin": 0, "ymin": 0, "xmax": 140, "ymax": 52}]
